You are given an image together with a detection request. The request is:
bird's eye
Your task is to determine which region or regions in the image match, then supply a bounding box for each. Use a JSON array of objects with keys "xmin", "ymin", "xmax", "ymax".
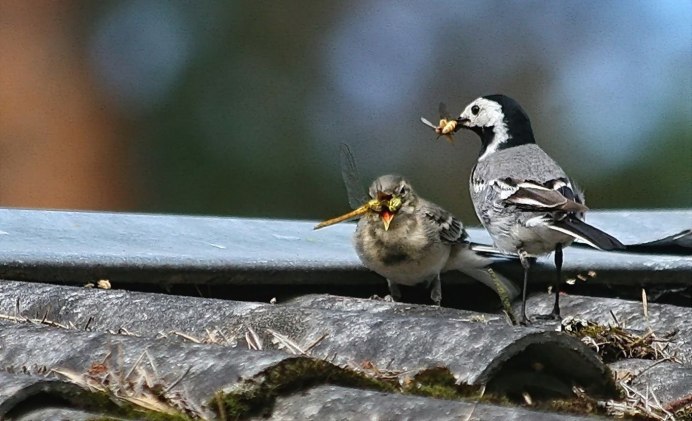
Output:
[
  {"xmin": 396, "ymin": 185, "xmax": 407, "ymax": 196},
  {"xmin": 471, "ymin": 105, "xmax": 480, "ymax": 115}
]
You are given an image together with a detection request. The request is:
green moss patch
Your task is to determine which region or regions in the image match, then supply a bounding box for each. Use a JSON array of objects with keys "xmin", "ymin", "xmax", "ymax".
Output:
[
  {"xmin": 212, "ymin": 357, "xmax": 395, "ymax": 419},
  {"xmin": 402, "ymin": 367, "xmax": 484, "ymax": 401}
]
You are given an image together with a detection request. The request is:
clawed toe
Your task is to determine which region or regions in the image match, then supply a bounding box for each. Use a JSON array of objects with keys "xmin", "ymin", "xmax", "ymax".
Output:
[
  {"xmin": 369, "ymin": 294, "xmax": 397, "ymax": 302},
  {"xmin": 534, "ymin": 312, "xmax": 562, "ymax": 321}
]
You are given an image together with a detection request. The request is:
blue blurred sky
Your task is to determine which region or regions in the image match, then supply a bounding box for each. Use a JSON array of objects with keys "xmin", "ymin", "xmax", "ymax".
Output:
[
  {"xmin": 82, "ymin": 0, "xmax": 691, "ymax": 217},
  {"xmin": 308, "ymin": 1, "xmax": 691, "ymax": 167}
]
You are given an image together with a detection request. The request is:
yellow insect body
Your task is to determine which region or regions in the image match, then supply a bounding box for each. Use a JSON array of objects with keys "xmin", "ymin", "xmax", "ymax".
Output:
[
  {"xmin": 421, "ymin": 102, "xmax": 459, "ymax": 143},
  {"xmin": 438, "ymin": 118, "xmax": 457, "ymax": 135}
]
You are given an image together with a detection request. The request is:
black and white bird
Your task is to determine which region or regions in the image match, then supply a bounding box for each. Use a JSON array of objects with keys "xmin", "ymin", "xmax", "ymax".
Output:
[{"xmin": 454, "ymin": 94, "xmax": 625, "ymax": 323}]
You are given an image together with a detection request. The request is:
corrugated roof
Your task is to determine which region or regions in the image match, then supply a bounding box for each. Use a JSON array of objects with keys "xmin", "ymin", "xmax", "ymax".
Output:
[{"xmin": 0, "ymin": 208, "xmax": 690, "ymax": 420}]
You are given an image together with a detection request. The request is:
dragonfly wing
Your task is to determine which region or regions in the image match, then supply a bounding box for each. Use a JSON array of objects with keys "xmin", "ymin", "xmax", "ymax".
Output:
[
  {"xmin": 420, "ymin": 117, "xmax": 438, "ymax": 129},
  {"xmin": 339, "ymin": 143, "xmax": 369, "ymax": 209},
  {"xmin": 438, "ymin": 102, "xmax": 451, "ymax": 119}
]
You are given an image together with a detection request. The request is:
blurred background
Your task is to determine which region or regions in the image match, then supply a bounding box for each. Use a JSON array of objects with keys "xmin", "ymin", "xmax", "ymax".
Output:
[{"xmin": 1, "ymin": 1, "xmax": 690, "ymax": 224}]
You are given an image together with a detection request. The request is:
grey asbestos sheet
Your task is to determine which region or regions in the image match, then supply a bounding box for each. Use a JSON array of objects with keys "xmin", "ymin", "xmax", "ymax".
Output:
[
  {"xmin": 0, "ymin": 208, "xmax": 689, "ymax": 286},
  {"xmin": 609, "ymin": 359, "xmax": 692, "ymax": 409},
  {"xmin": 285, "ymin": 293, "xmax": 508, "ymax": 322},
  {"xmin": 520, "ymin": 294, "xmax": 692, "ymax": 363},
  {"xmin": 580, "ymin": 209, "xmax": 691, "ymax": 247},
  {"xmin": 0, "ymin": 371, "xmax": 104, "ymax": 420},
  {"xmin": 14, "ymin": 408, "xmax": 109, "ymax": 421},
  {"xmin": 0, "ymin": 320, "xmax": 351, "ymax": 419},
  {"xmin": 261, "ymin": 385, "xmax": 605, "ymax": 421},
  {"xmin": 0, "ymin": 281, "xmax": 611, "ymax": 396}
]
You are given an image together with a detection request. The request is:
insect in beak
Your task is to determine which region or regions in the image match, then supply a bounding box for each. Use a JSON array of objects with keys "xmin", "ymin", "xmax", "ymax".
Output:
[
  {"xmin": 314, "ymin": 199, "xmax": 381, "ymax": 230},
  {"xmin": 420, "ymin": 102, "xmax": 459, "ymax": 143}
]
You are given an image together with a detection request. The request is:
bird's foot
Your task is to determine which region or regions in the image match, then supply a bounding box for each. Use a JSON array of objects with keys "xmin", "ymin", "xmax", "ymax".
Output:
[
  {"xmin": 429, "ymin": 276, "xmax": 442, "ymax": 307},
  {"xmin": 430, "ymin": 290, "xmax": 442, "ymax": 307},
  {"xmin": 386, "ymin": 281, "xmax": 402, "ymax": 303},
  {"xmin": 534, "ymin": 312, "xmax": 562, "ymax": 321}
]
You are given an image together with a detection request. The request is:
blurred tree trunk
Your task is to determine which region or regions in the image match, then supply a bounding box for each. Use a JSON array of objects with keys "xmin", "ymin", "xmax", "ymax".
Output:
[{"xmin": 0, "ymin": 1, "xmax": 131, "ymax": 210}]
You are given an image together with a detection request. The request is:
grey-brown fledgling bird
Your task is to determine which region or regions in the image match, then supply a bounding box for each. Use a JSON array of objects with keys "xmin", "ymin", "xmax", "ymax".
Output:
[
  {"xmin": 453, "ymin": 94, "xmax": 625, "ymax": 323},
  {"xmin": 317, "ymin": 173, "xmax": 520, "ymax": 306}
]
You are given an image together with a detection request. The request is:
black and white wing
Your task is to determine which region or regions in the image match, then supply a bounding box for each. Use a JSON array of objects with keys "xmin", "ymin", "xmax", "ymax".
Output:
[
  {"xmin": 491, "ymin": 177, "xmax": 588, "ymax": 213},
  {"xmin": 491, "ymin": 177, "xmax": 624, "ymax": 251}
]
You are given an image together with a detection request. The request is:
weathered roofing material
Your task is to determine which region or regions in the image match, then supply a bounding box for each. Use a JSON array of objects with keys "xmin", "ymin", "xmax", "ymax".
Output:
[
  {"xmin": 0, "ymin": 371, "xmax": 105, "ymax": 420},
  {"xmin": 0, "ymin": 208, "xmax": 689, "ymax": 419},
  {"xmin": 522, "ymin": 294, "xmax": 692, "ymax": 360},
  {"xmin": 0, "ymin": 321, "xmax": 386, "ymax": 419},
  {"xmin": 261, "ymin": 385, "xmax": 606, "ymax": 421},
  {"xmin": 609, "ymin": 359, "xmax": 692, "ymax": 411},
  {"xmin": 0, "ymin": 281, "xmax": 613, "ymax": 398}
]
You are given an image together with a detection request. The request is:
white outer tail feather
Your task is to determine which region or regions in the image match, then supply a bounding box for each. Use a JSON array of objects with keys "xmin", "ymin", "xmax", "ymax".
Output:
[
  {"xmin": 547, "ymin": 224, "xmax": 602, "ymax": 250},
  {"xmin": 445, "ymin": 245, "xmax": 520, "ymax": 299}
]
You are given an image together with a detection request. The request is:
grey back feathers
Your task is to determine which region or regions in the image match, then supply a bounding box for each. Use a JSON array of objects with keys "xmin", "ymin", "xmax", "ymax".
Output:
[
  {"xmin": 472, "ymin": 144, "xmax": 567, "ymax": 184},
  {"xmin": 470, "ymin": 144, "xmax": 586, "ymax": 229}
]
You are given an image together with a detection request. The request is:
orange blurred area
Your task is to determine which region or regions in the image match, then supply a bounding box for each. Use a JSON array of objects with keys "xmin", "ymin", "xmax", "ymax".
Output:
[{"xmin": 0, "ymin": 1, "xmax": 130, "ymax": 210}]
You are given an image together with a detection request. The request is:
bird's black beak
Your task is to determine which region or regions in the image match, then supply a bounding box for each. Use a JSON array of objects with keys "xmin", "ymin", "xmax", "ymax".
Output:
[{"xmin": 454, "ymin": 117, "xmax": 470, "ymax": 132}]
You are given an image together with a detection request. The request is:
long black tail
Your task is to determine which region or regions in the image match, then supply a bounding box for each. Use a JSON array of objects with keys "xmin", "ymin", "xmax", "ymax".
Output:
[
  {"xmin": 550, "ymin": 218, "xmax": 625, "ymax": 251},
  {"xmin": 623, "ymin": 229, "xmax": 692, "ymax": 255}
]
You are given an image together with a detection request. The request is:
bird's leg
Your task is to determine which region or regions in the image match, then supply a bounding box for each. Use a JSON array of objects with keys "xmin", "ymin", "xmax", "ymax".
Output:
[
  {"xmin": 552, "ymin": 243, "xmax": 563, "ymax": 317},
  {"xmin": 518, "ymin": 250, "xmax": 531, "ymax": 325},
  {"xmin": 430, "ymin": 275, "xmax": 442, "ymax": 306},
  {"xmin": 386, "ymin": 279, "xmax": 402, "ymax": 302},
  {"xmin": 536, "ymin": 243, "xmax": 563, "ymax": 321}
]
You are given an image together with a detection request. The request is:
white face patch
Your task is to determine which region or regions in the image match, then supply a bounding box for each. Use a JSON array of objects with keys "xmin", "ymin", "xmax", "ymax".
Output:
[{"xmin": 459, "ymin": 97, "xmax": 511, "ymax": 160}]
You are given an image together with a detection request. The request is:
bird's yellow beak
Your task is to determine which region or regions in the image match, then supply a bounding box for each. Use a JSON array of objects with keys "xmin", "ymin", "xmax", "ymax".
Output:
[{"xmin": 380, "ymin": 210, "xmax": 394, "ymax": 231}]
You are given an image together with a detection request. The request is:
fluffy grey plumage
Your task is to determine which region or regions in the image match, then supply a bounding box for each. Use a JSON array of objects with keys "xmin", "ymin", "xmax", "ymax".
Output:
[
  {"xmin": 353, "ymin": 174, "xmax": 519, "ymax": 305},
  {"xmin": 457, "ymin": 94, "xmax": 623, "ymax": 323}
]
